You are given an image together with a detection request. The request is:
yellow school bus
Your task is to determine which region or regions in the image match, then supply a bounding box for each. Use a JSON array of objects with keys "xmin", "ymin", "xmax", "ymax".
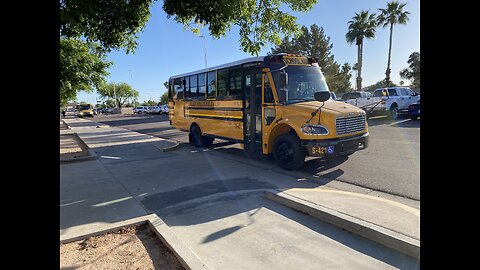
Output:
[
  {"xmin": 168, "ymin": 53, "xmax": 369, "ymax": 170},
  {"xmin": 76, "ymin": 104, "xmax": 94, "ymax": 118}
]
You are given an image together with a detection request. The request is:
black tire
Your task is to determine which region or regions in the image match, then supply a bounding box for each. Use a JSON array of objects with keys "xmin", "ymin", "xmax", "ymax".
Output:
[
  {"xmin": 389, "ymin": 104, "xmax": 399, "ymax": 120},
  {"xmin": 273, "ymin": 133, "xmax": 305, "ymax": 170},
  {"xmin": 189, "ymin": 124, "xmax": 203, "ymax": 148},
  {"xmin": 410, "ymin": 116, "xmax": 418, "ymax": 120}
]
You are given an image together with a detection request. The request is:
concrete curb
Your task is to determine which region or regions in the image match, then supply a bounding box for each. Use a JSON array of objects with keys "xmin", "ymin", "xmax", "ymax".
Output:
[
  {"xmin": 264, "ymin": 190, "xmax": 420, "ymax": 260},
  {"xmin": 60, "ymin": 133, "xmax": 98, "ymax": 163},
  {"xmin": 61, "ymin": 119, "xmax": 71, "ymax": 130},
  {"xmin": 60, "ymin": 214, "xmax": 210, "ymax": 270},
  {"xmin": 160, "ymin": 140, "xmax": 181, "ymax": 152}
]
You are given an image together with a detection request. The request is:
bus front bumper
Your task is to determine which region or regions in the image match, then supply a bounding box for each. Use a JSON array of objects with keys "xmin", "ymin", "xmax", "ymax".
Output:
[{"xmin": 302, "ymin": 132, "xmax": 369, "ymax": 157}]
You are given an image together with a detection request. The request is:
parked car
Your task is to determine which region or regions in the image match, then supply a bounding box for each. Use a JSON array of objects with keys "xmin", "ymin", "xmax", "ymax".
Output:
[
  {"xmin": 340, "ymin": 87, "xmax": 420, "ymax": 120},
  {"xmin": 148, "ymin": 106, "xmax": 162, "ymax": 115},
  {"xmin": 341, "ymin": 91, "xmax": 371, "ymax": 101},
  {"xmin": 159, "ymin": 104, "xmax": 169, "ymax": 115},
  {"xmin": 133, "ymin": 106, "xmax": 149, "ymax": 114},
  {"xmin": 373, "ymin": 87, "xmax": 420, "ymax": 119},
  {"xmin": 330, "ymin": 92, "xmax": 342, "ymax": 101},
  {"xmin": 340, "ymin": 91, "xmax": 375, "ymax": 108},
  {"xmin": 408, "ymin": 99, "xmax": 420, "ymax": 120}
]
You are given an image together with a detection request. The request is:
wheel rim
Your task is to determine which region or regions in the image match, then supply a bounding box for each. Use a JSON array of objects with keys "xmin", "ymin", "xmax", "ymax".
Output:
[
  {"xmin": 277, "ymin": 141, "xmax": 294, "ymax": 162},
  {"xmin": 392, "ymin": 108, "xmax": 398, "ymax": 119}
]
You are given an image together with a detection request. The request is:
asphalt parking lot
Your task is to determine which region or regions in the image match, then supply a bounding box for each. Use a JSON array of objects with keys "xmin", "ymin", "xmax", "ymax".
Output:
[{"xmin": 91, "ymin": 113, "xmax": 419, "ymax": 202}]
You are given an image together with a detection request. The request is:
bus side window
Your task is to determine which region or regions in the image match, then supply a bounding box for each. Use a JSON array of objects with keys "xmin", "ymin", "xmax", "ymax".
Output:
[
  {"xmin": 217, "ymin": 68, "xmax": 229, "ymax": 99},
  {"xmin": 229, "ymin": 66, "xmax": 242, "ymax": 98},
  {"xmin": 183, "ymin": 77, "xmax": 189, "ymax": 99},
  {"xmin": 198, "ymin": 73, "xmax": 206, "ymax": 99},
  {"xmin": 207, "ymin": 71, "xmax": 217, "ymax": 98},
  {"xmin": 173, "ymin": 78, "xmax": 183, "ymax": 100},
  {"xmin": 190, "ymin": 74, "xmax": 198, "ymax": 99}
]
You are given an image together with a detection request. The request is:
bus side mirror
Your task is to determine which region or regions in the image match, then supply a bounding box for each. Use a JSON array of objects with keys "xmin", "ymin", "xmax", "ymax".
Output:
[{"xmin": 314, "ymin": 91, "xmax": 331, "ymax": 102}]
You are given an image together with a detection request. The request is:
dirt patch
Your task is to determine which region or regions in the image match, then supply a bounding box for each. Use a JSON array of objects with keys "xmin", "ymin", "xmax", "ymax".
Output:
[
  {"xmin": 60, "ymin": 134, "xmax": 90, "ymax": 160},
  {"xmin": 60, "ymin": 224, "xmax": 185, "ymax": 270}
]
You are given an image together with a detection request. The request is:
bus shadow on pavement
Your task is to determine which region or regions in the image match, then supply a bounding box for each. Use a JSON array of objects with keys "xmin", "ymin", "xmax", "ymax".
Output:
[{"xmin": 209, "ymin": 142, "xmax": 349, "ymax": 181}]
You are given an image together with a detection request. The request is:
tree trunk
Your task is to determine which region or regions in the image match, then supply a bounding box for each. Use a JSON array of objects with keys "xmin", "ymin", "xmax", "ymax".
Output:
[
  {"xmin": 356, "ymin": 42, "xmax": 363, "ymax": 91},
  {"xmin": 385, "ymin": 23, "xmax": 394, "ymax": 86}
]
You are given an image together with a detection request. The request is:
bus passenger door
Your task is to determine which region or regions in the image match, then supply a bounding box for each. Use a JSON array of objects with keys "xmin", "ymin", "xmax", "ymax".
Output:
[{"xmin": 243, "ymin": 68, "xmax": 263, "ymax": 154}]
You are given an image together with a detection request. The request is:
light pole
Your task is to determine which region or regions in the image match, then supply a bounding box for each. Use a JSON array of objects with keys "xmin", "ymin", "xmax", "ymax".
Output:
[
  {"xmin": 113, "ymin": 83, "xmax": 117, "ymax": 108},
  {"xmin": 128, "ymin": 69, "xmax": 134, "ymax": 107},
  {"xmin": 199, "ymin": 35, "xmax": 207, "ymax": 68}
]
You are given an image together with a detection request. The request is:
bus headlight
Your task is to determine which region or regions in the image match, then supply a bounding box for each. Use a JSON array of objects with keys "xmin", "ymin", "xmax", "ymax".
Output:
[{"xmin": 301, "ymin": 124, "xmax": 329, "ymax": 135}]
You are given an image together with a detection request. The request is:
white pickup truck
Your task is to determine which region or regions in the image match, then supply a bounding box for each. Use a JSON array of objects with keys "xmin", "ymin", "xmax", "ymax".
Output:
[{"xmin": 341, "ymin": 87, "xmax": 420, "ymax": 119}]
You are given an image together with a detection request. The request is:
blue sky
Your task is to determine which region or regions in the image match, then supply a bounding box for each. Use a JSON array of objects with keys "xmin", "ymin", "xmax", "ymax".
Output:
[{"xmin": 76, "ymin": 0, "xmax": 420, "ymax": 105}]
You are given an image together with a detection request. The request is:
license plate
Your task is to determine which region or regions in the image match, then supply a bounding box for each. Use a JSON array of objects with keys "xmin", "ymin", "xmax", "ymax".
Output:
[{"xmin": 311, "ymin": 146, "xmax": 335, "ymax": 155}]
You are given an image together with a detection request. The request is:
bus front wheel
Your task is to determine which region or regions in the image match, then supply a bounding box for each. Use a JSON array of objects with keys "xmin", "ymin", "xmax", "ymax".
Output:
[{"xmin": 273, "ymin": 133, "xmax": 305, "ymax": 170}]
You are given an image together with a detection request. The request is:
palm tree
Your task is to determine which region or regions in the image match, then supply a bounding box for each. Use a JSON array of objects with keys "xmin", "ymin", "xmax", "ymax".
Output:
[
  {"xmin": 377, "ymin": 1, "xmax": 410, "ymax": 86},
  {"xmin": 346, "ymin": 11, "xmax": 377, "ymax": 91}
]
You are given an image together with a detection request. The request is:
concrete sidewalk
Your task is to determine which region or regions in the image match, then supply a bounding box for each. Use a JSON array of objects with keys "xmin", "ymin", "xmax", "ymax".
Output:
[
  {"xmin": 60, "ymin": 117, "xmax": 420, "ymax": 269},
  {"xmin": 265, "ymin": 188, "xmax": 420, "ymax": 259},
  {"xmin": 60, "ymin": 118, "xmax": 178, "ymax": 241}
]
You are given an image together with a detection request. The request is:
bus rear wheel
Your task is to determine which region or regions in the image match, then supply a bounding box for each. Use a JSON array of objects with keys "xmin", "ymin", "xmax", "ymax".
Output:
[
  {"xmin": 189, "ymin": 124, "xmax": 204, "ymax": 148},
  {"xmin": 273, "ymin": 133, "xmax": 305, "ymax": 170}
]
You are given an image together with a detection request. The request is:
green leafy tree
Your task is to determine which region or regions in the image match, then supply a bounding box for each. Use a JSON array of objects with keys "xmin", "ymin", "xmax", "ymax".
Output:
[
  {"xmin": 160, "ymin": 92, "xmax": 168, "ymax": 104},
  {"xmin": 269, "ymin": 36, "xmax": 298, "ymax": 54},
  {"xmin": 377, "ymin": 1, "xmax": 410, "ymax": 86},
  {"xmin": 346, "ymin": 11, "xmax": 377, "ymax": 91},
  {"xmin": 60, "ymin": 38, "xmax": 112, "ymax": 106},
  {"xmin": 160, "ymin": 81, "xmax": 169, "ymax": 104},
  {"xmin": 271, "ymin": 24, "xmax": 352, "ymax": 93},
  {"xmin": 142, "ymin": 100, "xmax": 158, "ymax": 106},
  {"xmin": 60, "ymin": 0, "xmax": 154, "ymax": 107},
  {"xmin": 363, "ymin": 80, "xmax": 397, "ymax": 92},
  {"xmin": 60, "ymin": 0, "xmax": 154, "ymax": 54},
  {"xmin": 97, "ymin": 82, "xmax": 139, "ymax": 108},
  {"xmin": 105, "ymin": 99, "xmax": 117, "ymax": 108},
  {"xmin": 327, "ymin": 63, "xmax": 353, "ymax": 94},
  {"xmin": 400, "ymin": 52, "xmax": 420, "ymax": 88},
  {"xmin": 163, "ymin": 0, "xmax": 318, "ymax": 55}
]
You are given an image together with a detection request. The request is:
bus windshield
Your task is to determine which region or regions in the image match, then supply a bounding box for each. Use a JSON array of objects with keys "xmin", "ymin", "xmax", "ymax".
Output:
[
  {"xmin": 271, "ymin": 65, "xmax": 330, "ymax": 104},
  {"xmin": 79, "ymin": 104, "xmax": 92, "ymax": 110}
]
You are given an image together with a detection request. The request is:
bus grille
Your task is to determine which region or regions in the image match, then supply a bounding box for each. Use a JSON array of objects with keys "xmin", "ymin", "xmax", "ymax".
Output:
[{"xmin": 336, "ymin": 115, "xmax": 366, "ymax": 135}]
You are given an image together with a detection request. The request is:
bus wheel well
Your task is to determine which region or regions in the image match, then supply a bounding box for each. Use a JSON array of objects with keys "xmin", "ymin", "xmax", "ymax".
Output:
[
  {"xmin": 268, "ymin": 124, "xmax": 298, "ymax": 153},
  {"xmin": 190, "ymin": 122, "xmax": 199, "ymax": 132}
]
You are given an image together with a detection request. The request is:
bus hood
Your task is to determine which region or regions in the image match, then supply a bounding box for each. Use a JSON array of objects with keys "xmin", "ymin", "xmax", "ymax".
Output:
[
  {"xmin": 288, "ymin": 100, "xmax": 365, "ymax": 117},
  {"xmin": 279, "ymin": 99, "xmax": 367, "ymax": 139}
]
